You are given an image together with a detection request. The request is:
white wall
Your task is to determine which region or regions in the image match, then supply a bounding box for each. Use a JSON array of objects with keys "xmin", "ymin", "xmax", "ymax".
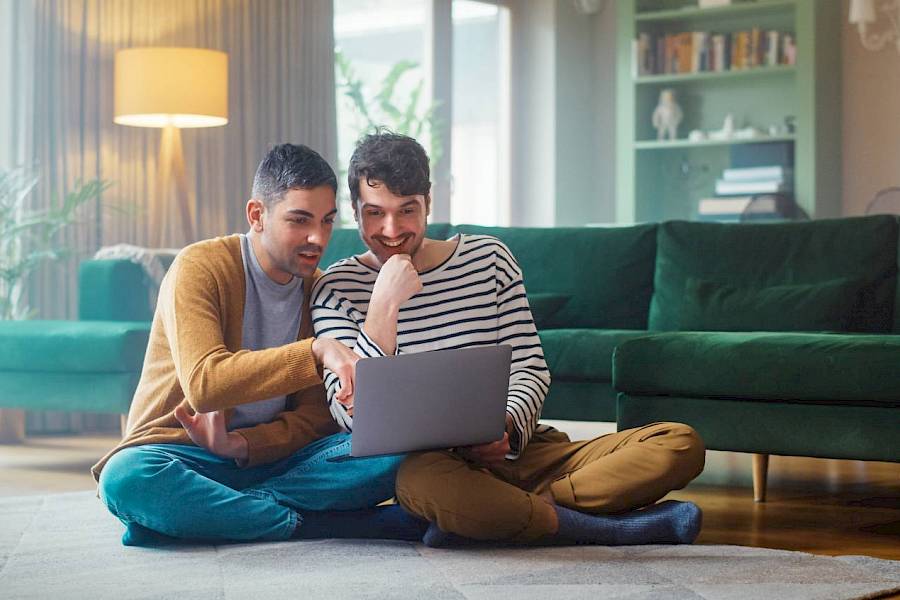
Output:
[
  {"xmin": 508, "ymin": 0, "xmax": 556, "ymax": 226},
  {"xmin": 554, "ymin": 0, "xmax": 600, "ymax": 226},
  {"xmin": 506, "ymin": 0, "xmax": 617, "ymax": 227},
  {"xmin": 841, "ymin": 0, "xmax": 900, "ymax": 215}
]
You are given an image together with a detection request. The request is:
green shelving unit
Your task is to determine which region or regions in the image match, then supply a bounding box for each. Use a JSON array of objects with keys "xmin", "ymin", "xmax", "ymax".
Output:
[
  {"xmin": 615, "ymin": 0, "xmax": 841, "ymax": 223},
  {"xmin": 635, "ymin": 64, "xmax": 795, "ymax": 85}
]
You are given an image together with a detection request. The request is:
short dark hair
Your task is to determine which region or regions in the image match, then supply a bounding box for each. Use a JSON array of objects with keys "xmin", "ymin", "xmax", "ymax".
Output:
[
  {"xmin": 347, "ymin": 130, "xmax": 431, "ymax": 210},
  {"xmin": 251, "ymin": 143, "xmax": 337, "ymax": 206}
]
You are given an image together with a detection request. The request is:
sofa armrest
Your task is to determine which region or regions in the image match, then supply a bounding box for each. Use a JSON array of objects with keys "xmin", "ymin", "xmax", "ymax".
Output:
[{"xmin": 78, "ymin": 260, "xmax": 153, "ymax": 321}]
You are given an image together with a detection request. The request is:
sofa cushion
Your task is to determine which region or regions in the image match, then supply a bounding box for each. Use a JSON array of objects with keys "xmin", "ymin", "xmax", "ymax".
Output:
[
  {"xmin": 0, "ymin": 320, "xmax": 151, "ymax": 373},
  {"xmin": 528, "ymin": 293, "xmax": 571, "ymax": 329},
  {"xmin": 539, "ymin": 329, "xmax": 651, "ymax": 381},
  {"xmin": 613, "ymin": 331, "xmax": 900, "ymax": 406},
  {"xmin": 617, "ymin": 394, "xmax": 900, "ymax": 461},
  {"xmin": 452, "ymin": 224, "xmax": 658, "ymax": 329},
  {"xmin": 543, "ymin": 380, "xmax": 617, "ymax": 422},
  {"xmin": 0, "ymin": 371, "xmax": 139, "ymax": 413},
  {"xmin": 649, "ymin": 216, "xmax": 899, "ymax": 333},
  {"xmin": 79, "ymin": 260, "xmax": 153, "ymax": 322},
  {"xmin": 678, "ymin": 277, "xmax": 864, "ymax": 332}
]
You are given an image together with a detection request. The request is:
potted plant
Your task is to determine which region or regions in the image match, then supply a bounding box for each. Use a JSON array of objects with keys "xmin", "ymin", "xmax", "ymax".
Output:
[{"xmin": 0, "ymin": 167, "xmax": 109, "ymax": 321}]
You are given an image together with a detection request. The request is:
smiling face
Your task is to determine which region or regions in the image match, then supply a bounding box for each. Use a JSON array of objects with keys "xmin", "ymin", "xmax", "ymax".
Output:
[
  {"xmin": 355, "ymin": 179, "xmax": 429, "ymax": 268},
  {"xmin": 246, "ymin": 185, "xmax": 337, "ymax": 283}
]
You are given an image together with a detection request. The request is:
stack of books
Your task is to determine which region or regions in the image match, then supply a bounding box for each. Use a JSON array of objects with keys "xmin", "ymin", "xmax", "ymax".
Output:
[
  {"xmin": 633, "ymin": 28, "xmax": 796, "ymax": 77},
  {"xmin": 697, "ymin": 165, "xmax": 793, "ymax": 222}
]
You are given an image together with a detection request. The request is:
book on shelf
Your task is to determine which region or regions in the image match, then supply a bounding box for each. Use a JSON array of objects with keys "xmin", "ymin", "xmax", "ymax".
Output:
[
  {"xmin": 697, "ymin": 195, "xmax": 781, "ymax": 222},
  {"xmin": 715, "ymin": 178, "xmax": 790, "ymax": 195},
  {"xmin": 722, "ymin": 165, "xmax": 793, "ymax": 181},
  {"xmin": 698, "ymin": 196, "xmax": 756, "ymax": 215},
  {"xmin": 633, "ymin": 27, "xmax": 793, "ymax": 76}
]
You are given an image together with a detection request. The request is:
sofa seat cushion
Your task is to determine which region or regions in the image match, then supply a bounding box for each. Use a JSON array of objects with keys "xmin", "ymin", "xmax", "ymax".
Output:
[
  {"xmin": 0, "ymin": 320, "xmax": 151, "ymax": 373},
  {"xmin": 613, "ymin": 331, "xmax": 900, "ymax": 406},
  {"xmin": 539, "ymin": 329, "xmax": 651, "ymax": 381}
]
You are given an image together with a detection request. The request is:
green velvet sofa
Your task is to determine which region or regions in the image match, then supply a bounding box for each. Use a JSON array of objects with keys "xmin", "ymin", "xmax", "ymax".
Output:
[
  {"xmin": 3, "ymin": 216, "xmax": 897, "ymax": 501},
  {"xmin": 324, "ymin": 217, "xmax": 900, "ymax": 501},
  {"xmin": 611, "ymin": 215, "xmax": 900, "ymax": 501},
  {"xmin": 0, "ymin": 260, "xmax": 153, "ymax": 436}
]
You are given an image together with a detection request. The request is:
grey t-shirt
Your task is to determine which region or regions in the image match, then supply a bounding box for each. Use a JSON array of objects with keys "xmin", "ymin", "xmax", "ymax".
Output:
[{"xmin": 229, "ymin": 233, "xmax": 304, "ymax": 430}]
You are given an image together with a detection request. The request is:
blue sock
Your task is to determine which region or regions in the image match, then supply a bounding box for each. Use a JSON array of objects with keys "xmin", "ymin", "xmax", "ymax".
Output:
[
  {"xmin": 423, "ymin": 500, "xmax": 702, "ymax": 548},
  {"xmin": 553, "ymin": 500, "xmax": 702, "ymax": 546},
  {"xmin": 293, "ymin": 504, "xmax": 429, "ymax": 541},
  {"xmin": 422, "ymin": 522, "xmax": 481, "ymax": 548}
]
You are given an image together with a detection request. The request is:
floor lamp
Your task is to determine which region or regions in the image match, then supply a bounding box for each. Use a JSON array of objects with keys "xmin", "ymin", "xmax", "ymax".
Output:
[{"xmin": 114, "ymin": 47, "xmax": 228, "ymax": 247}]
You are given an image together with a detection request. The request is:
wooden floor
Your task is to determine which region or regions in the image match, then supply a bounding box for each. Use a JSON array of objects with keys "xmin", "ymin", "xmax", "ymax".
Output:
[{"xmin": 0, "ymin": 433, "xmax": 898, "ymax": 560}]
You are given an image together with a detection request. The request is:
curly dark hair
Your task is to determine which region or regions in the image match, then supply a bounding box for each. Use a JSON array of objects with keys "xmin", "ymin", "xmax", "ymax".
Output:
[
  {"xmin": 347, "ymin": 130, "xmax": 431, "ymax": 210},
  {"xmin": 251, "ymin": 143, "xmax": 337, "ymax": 206}
]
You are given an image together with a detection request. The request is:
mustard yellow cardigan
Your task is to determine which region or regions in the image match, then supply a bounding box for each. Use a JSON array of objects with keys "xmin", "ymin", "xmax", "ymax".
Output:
[{"xmin": 92, "ymin": 235, "xmax": 338, "ymax": 480}]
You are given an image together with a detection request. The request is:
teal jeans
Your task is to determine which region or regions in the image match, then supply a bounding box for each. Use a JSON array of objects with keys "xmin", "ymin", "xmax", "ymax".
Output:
[{"xmin": 98, "ymin": 432, "xmax": 402, "ymax": 545}]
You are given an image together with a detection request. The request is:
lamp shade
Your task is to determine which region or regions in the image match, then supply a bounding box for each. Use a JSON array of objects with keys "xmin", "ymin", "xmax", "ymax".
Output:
[{"xmin": 114, "ymin": 47, "xmax": 228, "ymax": 128}]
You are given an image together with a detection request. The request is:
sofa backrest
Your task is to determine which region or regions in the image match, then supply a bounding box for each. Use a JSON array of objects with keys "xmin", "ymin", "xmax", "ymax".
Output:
[
  {"xmin": 895, "ymin": 216, "xmax": 900, "ymax": 334},
  {"xmin": 318, "ymin": 222, "xmax": 658, "ymax": 330},
  {"xmin": 449, "ymin": 224, "xmax": 658, "ymax": 329},
  {"xmin": 79, "ymin": 260, "xmax": 154, "ymax": 321},
  {"xmin": 649, "ymin": 216, "xmax": 899, "ymax": 333}
]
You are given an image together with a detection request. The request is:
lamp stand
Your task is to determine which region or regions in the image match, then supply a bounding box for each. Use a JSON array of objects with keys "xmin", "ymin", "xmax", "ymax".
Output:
[{"xmin": 152, "ymin": 125, "xmax": 195, "ymax": 247}]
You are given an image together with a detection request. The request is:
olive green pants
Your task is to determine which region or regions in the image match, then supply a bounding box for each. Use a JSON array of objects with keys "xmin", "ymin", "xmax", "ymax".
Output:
[{"xmin": 396, "ymin": 422, "xmax": 705, "ymax": 542}]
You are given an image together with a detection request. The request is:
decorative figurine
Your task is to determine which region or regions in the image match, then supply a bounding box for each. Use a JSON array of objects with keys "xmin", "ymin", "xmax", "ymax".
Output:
[
  {"xmin": 688, "ymin": 129, "xmax": 707, "ymax": 142},
  {"xmin": 652, "ymin": 88, "xmax": 683, "ymax": 141},
  {"xmin": 708, "ymin": 113, "xmax": 736, "ymax": 140}
]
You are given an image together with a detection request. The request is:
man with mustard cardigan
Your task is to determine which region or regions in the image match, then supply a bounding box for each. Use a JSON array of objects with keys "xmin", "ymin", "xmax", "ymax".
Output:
[{"xmin": 92, "ymin": 144, "xmax": 427, "ymax": 546}]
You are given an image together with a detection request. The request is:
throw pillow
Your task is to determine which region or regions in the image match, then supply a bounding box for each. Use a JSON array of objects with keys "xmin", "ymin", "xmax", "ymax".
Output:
[{"xmin": 527, "ymin": 293, "xmax": 571, "ymax": 329}]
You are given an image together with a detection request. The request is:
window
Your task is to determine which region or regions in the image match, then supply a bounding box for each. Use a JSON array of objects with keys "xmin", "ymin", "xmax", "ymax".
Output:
[
  {"xmin": 334, "ymin": 0, "xmax": 510, "ymax": 226},
  {"xmin": 451, "ymin": 1, "xmax": 510, "ymax": 225}
]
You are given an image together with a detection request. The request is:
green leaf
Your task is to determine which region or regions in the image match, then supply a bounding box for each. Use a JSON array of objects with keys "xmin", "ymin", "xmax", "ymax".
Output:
[{"xmin": 376, "ymin": 60, "xmax": 418, "ymax": 121}]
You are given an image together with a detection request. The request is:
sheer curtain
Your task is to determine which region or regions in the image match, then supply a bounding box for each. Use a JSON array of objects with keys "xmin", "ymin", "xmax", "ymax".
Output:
[{"xmin": 3, "ymin": 0, "xmax": 336, "ymax": 432}]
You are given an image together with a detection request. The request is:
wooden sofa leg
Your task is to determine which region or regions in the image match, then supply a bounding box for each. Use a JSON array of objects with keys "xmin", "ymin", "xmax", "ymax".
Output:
[
  {"xmin": 0, "ymin": 409, "xmax": 26, "ymax": 443},
  {"xmin": 752, "ymin": 453, "xmax": 769, "ymax": 502}
]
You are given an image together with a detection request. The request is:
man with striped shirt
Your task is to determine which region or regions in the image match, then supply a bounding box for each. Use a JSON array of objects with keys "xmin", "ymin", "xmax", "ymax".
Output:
[{"xmin": 313, "ymin": 132, "xmax": 706, "ymax": 546}]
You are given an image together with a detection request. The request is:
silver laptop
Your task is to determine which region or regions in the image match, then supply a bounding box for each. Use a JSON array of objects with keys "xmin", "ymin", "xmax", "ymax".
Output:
[{"xmin": 349, "ymin": 345, "xmax": 512, "ymax": 457}]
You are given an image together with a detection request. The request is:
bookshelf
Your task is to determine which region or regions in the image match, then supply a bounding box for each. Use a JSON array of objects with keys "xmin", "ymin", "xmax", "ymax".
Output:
[{"xmin": 615, "ymin": 0, "xmax": 841, "ymax": 223}]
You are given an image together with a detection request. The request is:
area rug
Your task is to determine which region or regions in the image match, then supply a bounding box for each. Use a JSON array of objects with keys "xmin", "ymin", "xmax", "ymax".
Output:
[{"xmin": 1, "ymin": 492, "xmax": 898, "ymax": 600}]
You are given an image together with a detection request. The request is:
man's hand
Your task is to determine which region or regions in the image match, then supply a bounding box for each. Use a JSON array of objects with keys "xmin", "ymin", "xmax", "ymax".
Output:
[
  {"xmin": 459, "ymin": 415, "xmax": 515, "ymax": 467},
  {"xmin": 312, "ymin": 337, "xmax": 360, "ymax": 410},
  {"xmin": 461, "ymin": 432, "xmax": 511, "ymax": 466},
  {"xmin": 370, "ymin": 254, "xmax": 422, "ymax": 313},
  {"xmin": 173, "ymin": 403, "xmax": 248, "ymax": 462},
  {"xmin": 364, "ymin": 254, "xmax": 422, "ymax": 355}
]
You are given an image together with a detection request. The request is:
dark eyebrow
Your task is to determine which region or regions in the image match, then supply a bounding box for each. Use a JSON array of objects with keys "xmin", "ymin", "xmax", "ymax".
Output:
[
  {"xmin": 284, "ymin": 208, "xmax": 338, "ymax": 218},
  {"xmin": 360, "ymin": 200, "xmax": 419, "ymax": 210}
]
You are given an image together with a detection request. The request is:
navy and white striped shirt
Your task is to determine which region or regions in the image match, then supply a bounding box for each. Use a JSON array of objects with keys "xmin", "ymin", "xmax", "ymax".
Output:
[{"xmin": 311, "ymin": 234, "xmax": 552, "ymax": 459}]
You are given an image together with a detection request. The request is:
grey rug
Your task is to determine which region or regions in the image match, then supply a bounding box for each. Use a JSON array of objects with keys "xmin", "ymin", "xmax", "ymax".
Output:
[{"xmin": 1, "ymin": 492, "xmax": 898, "ymax": 600}]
